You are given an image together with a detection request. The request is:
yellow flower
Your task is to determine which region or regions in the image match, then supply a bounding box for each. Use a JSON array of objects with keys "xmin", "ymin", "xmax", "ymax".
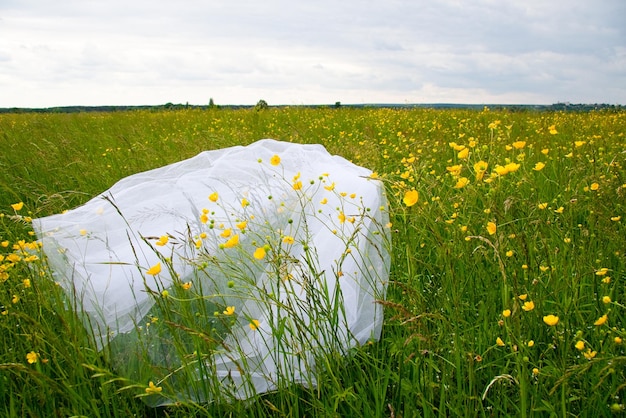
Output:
[
  {"xmin": 575, "ymin": 340, "xmax": 585, "ymax": 351},
  {"xmin": 182, "ymin": 282, "xmax": 192, "ymax": 290},
  {"xmin": 611, "ymin": 216, "xmax": 621, "ymax": 221},
  {"xmin": 23, "ymin": 279, "xmax": 31, "ymax": 288},
  {"xmin": 145, "ymin": 381, "xmax": 163, "ymax": 394},
  {"xmin": 253, "ymin": 247, "xmax": 266, "ymax": 260},
  {"xmin": 583, "ymin": 349, "xmax": 597, "ymax": 360},
  {"xmin": 594, "ymin": 314, "xmax": 608, "ymax": 326},
  {"xmin": 403, "ymin": 190, "xmax": 419, "ymax": 207},
  {"xmin": 574, "ymin": 140, "xmax": 586, "ymax": 147},
  {"xmin": 155, "ymin": 235, "xmax": 169, "ymax": 246},
  {"xmin": 504, "ymin": 162, "xmax": 520, "ymax": 173},
  {"xmin": 496, "ymin": 337, "xmax": 505, "ymax": 346},
  {"xmin": 146, "ymin": 262, "xmax": 162, "ymax": 276},
  {"xmin": 220, "ymin": 228, "xmax": 232, "ymax": 238},
  {"xmin": 541, "ymin": 148, "xmax": 549, "ymax": 155},
  {"xmin": 446, "ymin": 165, "xmax": 462, "ymax": 177},
  {"xmin": 543, "ymin": 315, "xmax": 559, "ymax": 326},
  {"xmin": 512, "ymin": 141, "xmax": 526, "ymax": 149},
  {"xmin": 26, "ymin": 351, "xmax": 38, "ymax": 364},
  {"xmin": 590, "ymin": 182, "xmax": 599, "ymax": 191},
  {"xmin": 79, "ymin": 229, "xmax": 87, "ymax": 236},
  {"xmin": 270, "ymin": 154, "xmax": 281, "ymax": 166},
  {"xmin": 532, "ymin": 368, "xmax": 540, "ymax": 376},
  {"xmin": 554, "ymin": 206, "xmax": 564, "ymax": 214},
  {"xmin": 457, "ymin": 147, "xmax": 469, "ymax": 159},
  {"xmin": 533, "ymin": 162, "xmax": 546, "ymax": 171},
  {"xmin": 595, "ymin": 267, "xmax": 609, "ymax": 276},
  {"xmin": 11, "ymin": 202, "xmax": 24, "ymax": 211},
  {"xmin": 223, "ymin": 306, "xmax": 235, "ymax": 316},
  {"xmin": 338, "ymin": 212, "xmax": 346, "ymax": 224},
  {"xmin": 241, "ymin": 198, "xmax": 250, "ymax": 207},
  {"xmin": 615, "ymin": 337, "xmax": 623, "ymax": 344},
  {"xmin": 518, "ymin": 293, "xmax": 528, "ymax": 300},
  {"xmin": 486, "ymin": 221, "xmax": 497, "ymax": 236},
  {"xmin": 223, "ymin": 235, "xmax": 239, "ymax": 248},
  {"xmin": 522, "ymin": 301, "xmax": 535, "ymax": 312},
  {"xmin": 320, "ymin": 197, "xmax": 328, "ymax": 204},
  {"xmin": 292, "ymin": 181, "xmax": 303, "ymax": 191},
  {"xmin": 502, "ymin": 309, "xmax": 511, "ymax": 318},
  {"xmin": 602, "ymin": 296, "xmax": 611, "ymax": 304},
  {"xmin": 505, "ymin": 250, "xmax": 514, "ymax": 257},
  {"xmin": 494, "ymin": 165, "xmax": 509, "ymax": 176},
  {"xmin": 282, "ymin": 235, "xmax": 295, "ymax": 244},
  {"xmin": 527, "ymin": 340, "xmax": 534, "ymax": 347},
  {"xmin": 236, "ymin": 221, "xmax": 247, "ymax": 230},
  {"xmin": 200, "ymin": 213, "xmax": 209, "ymax": 224},
  {"xmin": 249, "ymin": 319, "xmax": 260, "ymax": 331},
  {"xmin": 548, "ymin": 125, "xmax": 558, "ymax": 135},
  {"xmin": 538, "ymin": 202, "xmax": 548, "ymax": 210},
  {"xmin": 454, "ymin": 177, "xmax": 470, "ymax": 189},
  {"xmin": 208, "ymin": 192, "xmax": 219, "ymax": 202}
]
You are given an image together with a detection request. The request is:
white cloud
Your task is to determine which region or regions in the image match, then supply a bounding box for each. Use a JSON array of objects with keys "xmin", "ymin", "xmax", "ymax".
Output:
[{"xmin": 0, "ymin": 0, "xmax": 624, "ymax": 107}]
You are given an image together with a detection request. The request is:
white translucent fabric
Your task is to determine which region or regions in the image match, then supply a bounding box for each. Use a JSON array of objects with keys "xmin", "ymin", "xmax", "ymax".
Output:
[{"xmin": 34, "ymin": 139, "xmax": 390, "ymax": 404}]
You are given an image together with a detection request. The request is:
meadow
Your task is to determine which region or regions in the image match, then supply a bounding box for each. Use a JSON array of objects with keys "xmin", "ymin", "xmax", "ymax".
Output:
[{"xmin": 0, "ymin": 106, "xmax": 625, "ymax": 417}]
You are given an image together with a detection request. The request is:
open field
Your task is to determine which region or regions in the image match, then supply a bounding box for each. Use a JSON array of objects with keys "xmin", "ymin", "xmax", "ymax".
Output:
[{"xmin": 1, "ymin": 107, "xmax": 625, "ymax": 417}]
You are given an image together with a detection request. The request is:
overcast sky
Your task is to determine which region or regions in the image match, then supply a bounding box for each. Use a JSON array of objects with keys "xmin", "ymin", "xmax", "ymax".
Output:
[{"xmin": 1, "ymin": 0, "xmax": 624, "ymax": 107}]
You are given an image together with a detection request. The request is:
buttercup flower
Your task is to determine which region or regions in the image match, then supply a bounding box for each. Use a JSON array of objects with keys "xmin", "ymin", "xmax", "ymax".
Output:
[
  {"xmin": 533, "ymin": 162, "xmax": 546, "ymax": 171},
  {"xmin": 543, "ymin": 315, "xmax": 559, "ymax": 326},
  {"xmin": 502, "ymin": 309, "xmax": 511, "ymax": 318},
  {"xmin": 403, "ymin": 190, "xmax": 419, "ymax": 207},
  {"xmin": 156, "ymin": 235, "xmax": 169, "ymax": 246},
  {"xmin": 282, "ymin": 235, "xmax": 295, "ymax": 244},
  {"xmin": 249, "ymin": 319, "xmax": 260, "ymax": 331},
  {"xmin": 522, "ymin": 301, "xmax": 535, "ymax": 312},
  {"xmin": 496, "ymin": 337, "xmax": 505, "ymax": 346},
  {"xmin": 575, "ymin": 340, "xmax": 585, "ymax": 351},
  {"xmin": 270, "ymin": 154, "xmax": 281, "ymax": 166},
  {"xmin": 486, "ymin": 221, "xmax": 497, "ymax": 236},
  {"xmin": 594, "ymin": 314, "xmax": 608, "ymax": 326},
  {"xmin": 11, "ymin": 202, "xmax": 24, "ymax": 211},
  {"xmin": 208, "ymin": 192, "xmax": 219, "ymax": 202},
  {"xmin": 583, "ymin": 349, "xmax": 597, "ymax": 360},
  {"xmin": 146, "ymin": 262, "xmax": 162, "ymax": 276},
  {"xmin": 223, "ymin": 235, "xmax": 239, "ymax": 248},
  {"xmin": 253, "ymin": 247, "xmax": 266, "ymax": 260},
  {"xmin": 454, "ymin": 177, "xmax": 470, "ymax": 189},
  {"xmin": 223, "ymin": 306, "xmax": 235, "ymax": 316},
  {"xmin": 26, "ymin": 351, "xmax": 38, "ymax": 364},
  {"xmin": 145, "ymin": 381, "xmax": 163, "ymax": 394},
  {"xmin": 548, "ymin": 125, "xmax": 558, "ymax": 135}
]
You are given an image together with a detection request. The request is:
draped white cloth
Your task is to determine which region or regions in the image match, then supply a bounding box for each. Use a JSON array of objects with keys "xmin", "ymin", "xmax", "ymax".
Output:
[{"xmin": 34, "ymin": 139, "xmax": 390, "ymax": 404}]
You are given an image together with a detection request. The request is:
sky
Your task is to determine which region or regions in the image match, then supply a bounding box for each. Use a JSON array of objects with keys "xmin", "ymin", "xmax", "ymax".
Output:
[{"xmin": 1, "ymin": 0, "xmax": 625, "ymax": 108}]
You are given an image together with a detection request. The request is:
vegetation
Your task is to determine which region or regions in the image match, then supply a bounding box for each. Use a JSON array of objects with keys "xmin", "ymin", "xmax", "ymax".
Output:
[{"xmin": 1, "ymin": 107, "xmax": 625, "ymax": 416}]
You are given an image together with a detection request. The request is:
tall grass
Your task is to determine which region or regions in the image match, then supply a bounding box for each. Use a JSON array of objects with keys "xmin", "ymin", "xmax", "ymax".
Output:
[{"xmin": 1, "ymin": 107, "xmax": 625, "ymax": 416}]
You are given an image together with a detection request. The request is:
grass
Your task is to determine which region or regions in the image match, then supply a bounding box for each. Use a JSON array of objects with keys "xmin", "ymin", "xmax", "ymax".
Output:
[{"xmin": 1, "ymin": 106, "xmax": 625, "ymax": 417}]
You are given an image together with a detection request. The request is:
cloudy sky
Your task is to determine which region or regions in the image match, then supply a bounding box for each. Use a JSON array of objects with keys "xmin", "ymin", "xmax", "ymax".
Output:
[{"xmin": 1, "ymin": 0, "xmax": 624, "ymax": 107}]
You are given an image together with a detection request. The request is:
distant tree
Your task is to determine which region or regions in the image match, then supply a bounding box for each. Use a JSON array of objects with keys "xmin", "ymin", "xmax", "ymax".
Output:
[
  {"xmin": 334, "ymin": 101, "xmax": 341, "ymax": 108},
  {"xmin": 208, "ymin": 98, "xmax": 215, "ymax": 108},
  {"xmin": 255, "ymin": 99, "xmax": 269, "ymax": 111}
]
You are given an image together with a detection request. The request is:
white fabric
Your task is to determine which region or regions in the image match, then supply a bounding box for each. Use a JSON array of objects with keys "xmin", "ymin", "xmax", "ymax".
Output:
[{"xmin": 33, "ymin": 139, "xmax": 390, "ymax": 403}]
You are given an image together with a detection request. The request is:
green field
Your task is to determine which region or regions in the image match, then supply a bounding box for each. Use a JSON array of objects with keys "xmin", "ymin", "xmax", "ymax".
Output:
[{"xmin": 1, "ymin": 107, "xmax": 625, "ymax": 417}]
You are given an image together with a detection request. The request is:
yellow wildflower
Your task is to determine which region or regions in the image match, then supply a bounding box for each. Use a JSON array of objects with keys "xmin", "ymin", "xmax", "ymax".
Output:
[
  {"xmin": 522, "ymin": 301, "xmax": 535, "ymax": 312},
  {"xmin": 208, "ymin": 192, "xmax": 219, "ymax": 202},
  {"xmin": 543, "ymin": 315, "xmax": 559, "ymax": 326},
  {"xmin": 249, "ymin": 319, "xmax": 260, "ymax": 331},
  {"xmin": 223, "ymin": 306, "xmax": 235, "ymax": 316},
  {"xmin": 615, "ymin": 337, "xmax": 623, "ymax": 344},
  {"xmin": 403, "ymin": 190, "xmax": 419, "ymax": 207},
  {"xmin": 533, "ymin": 162, "xmax": 546, "ymax": 171},
  {"xmin": 156, "ymin": 235, "xmax": 169, "ymax": 246},
  {"xmin": 594, "ymin": 314, "xmax": 608, "ymax": 326},
  {"xmin": 454, "ymin": 177, "xmax": 470, "ymax": 189},
  {"xmin": 292, "ymin": 181, "xmax": 303, "ymax": 191},
  {"xmin": 583, "ymin": 349, "xmax": 597, "ymax": 360},
  {"xmin": 338, "ymin": 212, "xmax": 346, "ymax": 224},
  {"xmin": 270, "ymin": 154, "xmax": 281, "ymax": 166},
  {"xmin": 241, "ymin": 198, "xmax": 250, "ymax": 207},
  {"xmin": 11, "ymin": 202, "xmax": 24, "ymax": 211},
  {"xmin": 496, "ymin": 337, "xmax": 505, "ymax": 347},
  {"xmin": 220, "ymin": 228, "xmax": 232, "ymax": 238},
  {"xmin": 146, "ymin": 262, "xmax": 161, "ymax": 276},
  {"xmin": 253, "ymin": 247, "xmax": 266, "ymax": 260},
  {"xmin": 23, "ymin": 279, "xmax": 31, "ymax": 288},
  {"xmin": 486, "ymin": 221, "xmax": 497, "ymax": 236},
  {"xmin": 26, "ymin": 351, "xmax": 38, "ymax": 364},
  {"xmin": 223, "ymin": 235, "xmax": 239, "ymax": 248},
  {"xmin": 512, "ymin": 141, "xmax": 526, "ymax": 149},
  {"xmin": 575, "ymin": 340, "xmax": 585, "ymax": 351},
  {"xmin": 236, "ymin": 221, "xmax": 247, "ymax": 230},
  {"xmin": 182, "ymin": 282, "xmax": 192, "ymax": 290},
  {"xmin": 602, "ymin": 296, "xmax": 611, "ymax": 304},
  {"xmin": 446, "ymin": 165, "xmax": 462, "ymax": 177},
  {"xmin": 145, "ymin": 381, "xmax": 163, "ymax": 394},
  {"xmin": 538, "ymin": 202, "xmax": 548, "ymax": 210},
  {"xmin": 457, "ymin": 147, "xmax": 469, "ymax": 159},
  {"xmin": 502, "ymin": 309, "xmax": 511, "ymax": 318},
  {"xmin": 590, "ymin": 182, "xmax": 599, "ymax": 191},
  {"xmin": 548, "ymin": 125, "xmax": 558, "ymax": 135}
]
